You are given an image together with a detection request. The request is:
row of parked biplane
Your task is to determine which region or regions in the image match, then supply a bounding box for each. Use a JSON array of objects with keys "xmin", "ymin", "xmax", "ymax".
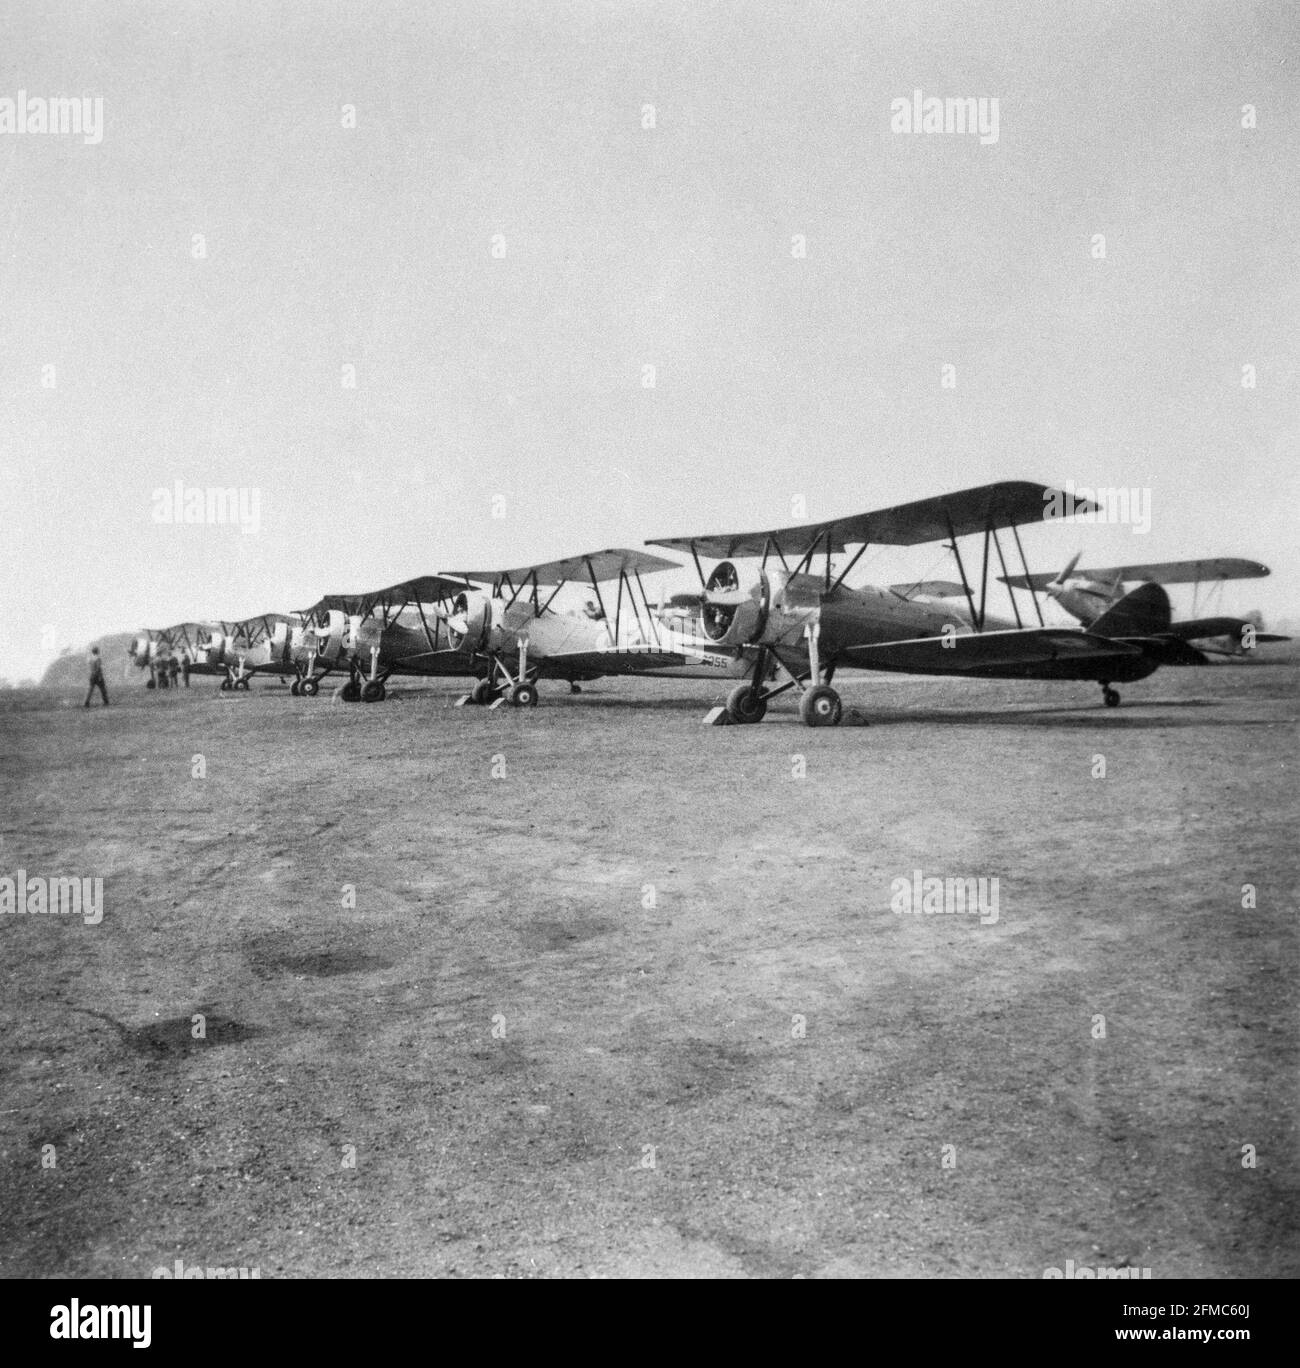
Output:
[{"xmin": 128, "ymin": 480, "xmax": 1288, "ymax": 726}]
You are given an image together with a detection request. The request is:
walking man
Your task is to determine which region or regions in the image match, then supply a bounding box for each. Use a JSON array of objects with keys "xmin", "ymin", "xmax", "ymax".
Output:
[{"xmin": 84, "ymin": 646, "xmax": 109, "ymax": 708}]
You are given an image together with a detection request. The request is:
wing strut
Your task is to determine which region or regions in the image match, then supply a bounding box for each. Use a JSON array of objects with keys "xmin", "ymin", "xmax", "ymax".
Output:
[
  {"xmin": 584, "ymin": 557, "xmax": 608, "ymax": 623},
  {"xmin": 1010, "ymin": 521, "xmax": 1045, "ymax": 627},
  {"xmin": 944, "ymin": 511, "xmax": 981, "ymax": 633},
  {"xmin": 830, "ymin": 540, "xmax": 870, "ymax": 593},
  {"xmin": 990, "ymin": 525, "xmax": 1023, "ymax": 629}
]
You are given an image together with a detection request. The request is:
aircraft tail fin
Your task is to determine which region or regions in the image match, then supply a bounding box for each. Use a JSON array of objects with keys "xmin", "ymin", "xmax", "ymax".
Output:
[{"xmin": 1089, "ymin": 582, "xmax": 1171, "ymax": 638}]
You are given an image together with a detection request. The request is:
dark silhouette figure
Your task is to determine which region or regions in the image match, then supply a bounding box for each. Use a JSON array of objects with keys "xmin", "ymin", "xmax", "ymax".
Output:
[{"xmin": 84, "ymin": 647, "xmax": 109, "ymax": 707}]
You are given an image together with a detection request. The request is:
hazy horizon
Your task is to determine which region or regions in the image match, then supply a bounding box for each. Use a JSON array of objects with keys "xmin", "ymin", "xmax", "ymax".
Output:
[{"xmin": 3, "ymin": 0, "xmax": 1297, "ymax": 681}]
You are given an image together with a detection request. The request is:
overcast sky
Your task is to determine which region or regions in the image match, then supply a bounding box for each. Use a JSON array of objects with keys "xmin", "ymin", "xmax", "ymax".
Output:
[{"xmin": 2, "ymin": 0, "xmax": 1297, "ymax": 679}]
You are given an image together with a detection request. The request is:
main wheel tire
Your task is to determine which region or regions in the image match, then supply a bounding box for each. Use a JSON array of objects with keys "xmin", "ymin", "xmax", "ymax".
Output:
[
  {"xmin": 219, "ymin": 679, "xmax": 231, "ymax": 692},
  {"xmin": 361, "ymin": 680, "xmax": 386, "ymax": 703},
  {"xmin": 340, "ymin": 680, "xmax": 362, "ymax": 703},
  {"xmin": 799, "ymin": 685, "xmax": 842, "ymax": 727},
  {"xmin": 569, "ymin": 682, "xmax": 582, "ymax": 694},
  {"xmin": 511, "ymin": 682, "xmax": 539, "ymax": 708},
  {"xmin": 300, "ymin": 677, "xmax": 319, "ymax": 697},
  {"xmin": 1103, "ymin": 687, "xmax": 1120, "ymax": 708},
  {"xmin": 146, "ymin": 678, "xmax": 156, "ymax": 690},
  {"xmin": 235, "ymin": 678, "xmax": 250, "ymax": 691},
  {"xmin": 290, "ymin": 679, "xmax": 301, "ymax": 696},
  {"xmin": 471, "ymin": 679, "xmax": 496, "ymax": 706},
  {"xmin": 726, "ymin": 683, "xmax": 768, "ymax": 724}
]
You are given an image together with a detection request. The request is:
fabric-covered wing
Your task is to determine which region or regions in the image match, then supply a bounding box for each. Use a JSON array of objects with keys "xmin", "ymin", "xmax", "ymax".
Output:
[
  {"xmin": 837, "ymin": 627, "xmax": 1142, "ymax": 673},
  {"xmin": 534, "ymin": 647, "xmax": 694, "ymax": 677},
  {"xmin": 302, "ymin": 574, "xmax": 472, "ymax": 618},
  {"xmin": 647, "ymin": 481, "xmax": 1100, "ymax": 559},
  {"xmin": 1000, "ymin": 558, "xmax": 1270, "ymax": 590},
  {"xmin": 449, "ymin": 548, "xmax": 682, "ymax": 587}
]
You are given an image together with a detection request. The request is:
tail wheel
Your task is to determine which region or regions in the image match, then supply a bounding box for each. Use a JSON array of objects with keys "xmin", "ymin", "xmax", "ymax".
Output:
[
  {"xmin": 511, "ymin": 682, "xmax": 538, "ymax": 708},
  {"xmin": 799, "ymin": 685, "xmax": 842, "ymax": 727},
  {"xmin": 300, "ymin": 677, "xmax": 320, "ymax": 697},
  {"xmin": 340, "ymin": 680, "xmax": 362, "ymax": 703},
  {"xmin": 1103, "ymin": 686, "xmax": 1120, "ymax": 708},
  {"xmin": 361, "ymin": 680, "xmax": 386, "ymax": 703},
  {"xmin": 726, "ymin": 683, "xmax": 767, "ymax": 724},
  {"xmin": 471, "ymin": 678, "xmax": 497, "ymax": 706}
]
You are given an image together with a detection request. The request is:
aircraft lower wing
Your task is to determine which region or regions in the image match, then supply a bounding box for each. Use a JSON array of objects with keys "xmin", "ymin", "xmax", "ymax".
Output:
[
  {"xmin": 836, "ymin": 627, "xmax": 1142, "ymax": 674},
  {"xmin": 535, "ymin": 648, "xmax": 697, "ymax": 677}
]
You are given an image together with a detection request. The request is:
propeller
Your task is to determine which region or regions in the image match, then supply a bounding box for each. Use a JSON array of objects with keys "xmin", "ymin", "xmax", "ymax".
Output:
[{"xmin": 1046, "ymin": 550, "xmax": 1082, "ymax": 596}]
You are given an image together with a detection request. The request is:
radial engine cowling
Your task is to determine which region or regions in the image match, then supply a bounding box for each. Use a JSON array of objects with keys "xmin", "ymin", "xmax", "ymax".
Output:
[
  {"xmin": 446, "ymin": 591, "xmax": 492, "ymax": 655},
  {"xmin": 700, "ymin": 562, "xmax": 769, "ymax": 645},
  {"xmin": 350, "ymin": 614, "xmax": 384, "ymax": 662},
  {"xmin": 267, "ymin": 620, "xmax": 291, "ymax": 665},
  {"xmin": 197, "ymin": 628, "xmax": 227, "ymax": 665}
]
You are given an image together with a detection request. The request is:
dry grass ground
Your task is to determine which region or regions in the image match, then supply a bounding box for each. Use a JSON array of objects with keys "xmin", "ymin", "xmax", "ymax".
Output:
[{"xmin": 1, "ymin": 656, "xmax": 1297, "ymax": 1278}]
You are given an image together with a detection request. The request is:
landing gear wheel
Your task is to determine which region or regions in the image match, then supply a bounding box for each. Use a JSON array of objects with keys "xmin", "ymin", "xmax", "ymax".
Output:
[
  {"xmin": 800, "ymin": 685, "xmax": 842, "ymax": 727},
  {"xmin": 361, "ymin": 680, "xmax": 386, "ymax": 703},
  {"xmin": 471, "ymin": 678, "xmax": 498, "ymax": 706},
  {"xmin": 234, "ymin": 678, "xmax": 250, "ymax": 692},
  {"xmin": 511, "ymin": 682, "xmax": 539, "ymax": 708},
  {"xmin": 290, "ymin": 679, "xmax": 301, "ymax": 696},
  {"xmin": 340, "ymin": 679, "xmax": 362, "ymax": 703},
  {"xmin": 569, "ymin": 682, "xmax": 582, "ymax": 695},
  {"xmin": 300, "ymin": 677, "xmax": 319, "ymax": 697},
  {"xmin": 726, "ymin": 683, "xmax": 768, "ymax": 724},
  {"xmin": 219, "ymin": 679, "xmax": 231, "ymax": 692},
  {"xmin": 146, "ymin": 678, "xmax": 156, "ymax": 690},
  {"xmin": 1103, "ymin": 686, "xmax": 1120, "ymax": 709}
]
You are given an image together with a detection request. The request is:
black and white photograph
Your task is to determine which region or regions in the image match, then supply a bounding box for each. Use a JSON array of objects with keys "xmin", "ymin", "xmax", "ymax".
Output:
[{"xmin": 1, "ymin": 0, "xmax": 1296, "ymax": 1321}]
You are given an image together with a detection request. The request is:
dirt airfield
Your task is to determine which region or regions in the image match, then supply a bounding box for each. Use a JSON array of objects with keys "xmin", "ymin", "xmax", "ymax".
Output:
[{"xmin": 1, "ymin": 657, "xmax": 1296, "ymax": 1279}]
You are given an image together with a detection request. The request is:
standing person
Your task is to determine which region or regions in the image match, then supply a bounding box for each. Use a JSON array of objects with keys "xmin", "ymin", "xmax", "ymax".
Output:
[
  {"xmin": 181, "ymin": 655, "xmax": 191, "ymax": 688},
  {"xmin": 84, "ymin": 646, "xmax": 109, "ymax": 708},
  {"xmin": 168, "ymin": 656, "xmax": 180, "ymax": 690}
]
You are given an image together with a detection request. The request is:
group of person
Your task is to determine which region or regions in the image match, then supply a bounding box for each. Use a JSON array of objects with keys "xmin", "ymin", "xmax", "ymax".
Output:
[{"xmin": 148, "ymin": 654, "xmax": 190, "ymax": 691}]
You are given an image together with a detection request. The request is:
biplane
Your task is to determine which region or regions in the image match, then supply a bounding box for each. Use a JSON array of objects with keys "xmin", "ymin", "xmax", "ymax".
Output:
[
  {"xmin": 646, "ymin": 479, "xmax": 1224, "ymax": 726},
  {"xmin": 294, "ymin": 575, "xmax": 479, "ymax": 700},
  {"xmin": 1000, "ymin": 555, "xmax": 1291, "ymax": 657},
  {"xmin": 129, "ymin": 623, "xmax": 226, "ymax": 685},
  {"xmin": 192, "ymin": 613, "xmax": 299, "ymax": 690},
  {"xmin": 440, "ymin": 548, "xmax": 759, "ymax": 705}
]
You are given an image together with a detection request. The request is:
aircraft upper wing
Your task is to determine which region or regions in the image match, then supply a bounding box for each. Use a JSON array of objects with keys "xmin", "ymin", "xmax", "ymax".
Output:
[
  {"xmin": 448, "ymin": 548, "xmax": 683, "ymax": 587},
  {"xmin": 836, "ymin": 627, "xmax": 1143, "ymax": 673},
  {"xmin": 646, "ymin": 481, "xmax": 1101, "ymax": 559},
  {"xmin": 300, "ymin": 575, "xmax": 473, "ymax": 618},
  {"xmin": 999, "ymin": 557, "xmax": 1271, "ymax": 590}
]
